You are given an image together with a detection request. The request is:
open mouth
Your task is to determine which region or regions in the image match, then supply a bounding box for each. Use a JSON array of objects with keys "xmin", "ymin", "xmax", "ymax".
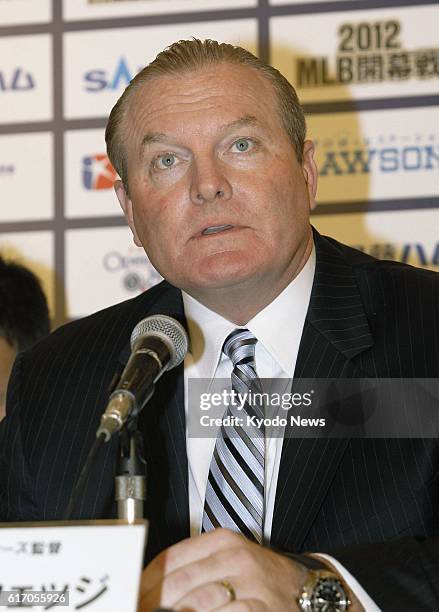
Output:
[{"xmin": 201, "ymin": 224, "xmax": 234, "ymax": 236}]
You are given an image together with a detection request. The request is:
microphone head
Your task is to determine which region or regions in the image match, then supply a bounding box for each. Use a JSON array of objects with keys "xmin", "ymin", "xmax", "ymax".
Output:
[{"xmin": 130, "ymin": 315, "xmax": 188, "ymax": 370}]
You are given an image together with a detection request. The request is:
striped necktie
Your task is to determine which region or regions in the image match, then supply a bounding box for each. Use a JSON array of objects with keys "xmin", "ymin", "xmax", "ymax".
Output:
[{"xmin": 202, "ymin": 328, "xmax": 265, "ymax": 544}]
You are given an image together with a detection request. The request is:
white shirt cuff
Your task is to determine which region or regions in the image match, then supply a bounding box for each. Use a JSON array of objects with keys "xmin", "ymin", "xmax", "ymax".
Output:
[{"xmin": 314, "ymin": 553, "xmax": 382, "ymax": 611}]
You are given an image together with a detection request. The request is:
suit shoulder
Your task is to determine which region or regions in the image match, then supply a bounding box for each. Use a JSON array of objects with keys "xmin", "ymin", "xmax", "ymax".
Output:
[
  {"xmin": 316, "ymin": 234, "xmax": 438, "ymax": 329},
  {"xmin": 25, "ymin": 280, "xmax": 180, "ymax": 359},
  {"xmin": 357, "ymin": 252, "xmax": 439, "ymax": 295}
]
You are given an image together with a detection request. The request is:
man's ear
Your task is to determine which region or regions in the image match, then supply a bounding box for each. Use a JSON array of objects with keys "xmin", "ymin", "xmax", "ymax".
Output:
[
  {"xmin": 114, "ymin": 180, "xmax": 142, "ymax": 247},
  {"xmin": 301, "ymin": 140, "xmax": 318, "ymax": 211}
]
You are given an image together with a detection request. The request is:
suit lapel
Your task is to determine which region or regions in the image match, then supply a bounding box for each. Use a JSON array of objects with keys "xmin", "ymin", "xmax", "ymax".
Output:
[
  {"xmin": 116, "ymin": 283, "xmax": 190, "ymax": 561},
  {"xmin": 271, "ymin": 231, "xmax": 374, "ymax": 552}
]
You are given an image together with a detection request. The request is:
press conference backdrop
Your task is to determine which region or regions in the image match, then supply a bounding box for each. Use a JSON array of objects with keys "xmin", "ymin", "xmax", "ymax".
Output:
[{"xmin": 0, "ymin": 0, "xmax": 438, "ymax": 326}]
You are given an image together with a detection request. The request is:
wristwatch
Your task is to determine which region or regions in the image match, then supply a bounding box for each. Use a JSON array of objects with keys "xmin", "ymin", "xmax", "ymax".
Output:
[
  {"xmin": 298, "ymin": 568, "xmax": 351, "ymax": 611},
  {"xmin": 288, "ymin": 553, "xmax": 351, "ymax": 612}
]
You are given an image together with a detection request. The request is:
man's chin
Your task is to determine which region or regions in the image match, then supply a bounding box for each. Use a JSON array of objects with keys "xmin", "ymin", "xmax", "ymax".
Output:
[
  {"xmin": 181, "ymin": 265, "xmax": 262, "ymax": 293},
  {"xmin": 169, "ymin": 250, "xmax": 268, "ymax": 293}
]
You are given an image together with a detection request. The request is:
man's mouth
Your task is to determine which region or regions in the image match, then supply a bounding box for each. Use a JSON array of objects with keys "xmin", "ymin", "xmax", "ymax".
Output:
[{"xmin": 201, "ymin": 224, "xmax": 234, "ymax": 236}]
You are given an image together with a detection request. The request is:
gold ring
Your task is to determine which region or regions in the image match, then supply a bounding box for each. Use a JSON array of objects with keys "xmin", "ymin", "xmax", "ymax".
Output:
[{"xmin": 220, "ymin": 580, "xmax": 236, "ymax": 602}]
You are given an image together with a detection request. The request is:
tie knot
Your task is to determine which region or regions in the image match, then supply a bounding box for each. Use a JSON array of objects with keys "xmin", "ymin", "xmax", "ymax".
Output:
[{"xmin": 223, "ymin": 328, "xmax": 257, "ymax": 367}]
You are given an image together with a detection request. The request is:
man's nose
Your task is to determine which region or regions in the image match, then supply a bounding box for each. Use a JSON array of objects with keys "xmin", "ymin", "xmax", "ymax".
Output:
[{"xmin": 190, "ymin": 157, "xmax": 232, "ymax": 205}]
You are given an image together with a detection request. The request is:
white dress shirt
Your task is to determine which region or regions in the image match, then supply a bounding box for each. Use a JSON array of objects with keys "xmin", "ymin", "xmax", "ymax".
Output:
[{"xmin": 181, "ymin": 247, "xmax": 380, "ymax": 611}]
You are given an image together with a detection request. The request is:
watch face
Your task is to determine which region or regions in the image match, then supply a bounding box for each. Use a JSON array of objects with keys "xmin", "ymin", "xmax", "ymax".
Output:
[{"xmin": 312, "ymin": 578, "xmax": 350, "ymax": 612}]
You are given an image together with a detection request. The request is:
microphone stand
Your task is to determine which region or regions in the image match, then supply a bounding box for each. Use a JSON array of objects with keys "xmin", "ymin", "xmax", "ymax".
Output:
[{"xmin": 115, "ymin": 418, "xmax": 147, "ymax": 523}]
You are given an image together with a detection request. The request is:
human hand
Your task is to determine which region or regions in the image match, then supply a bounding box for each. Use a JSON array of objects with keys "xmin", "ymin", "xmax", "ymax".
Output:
[{"xmin": 139, "ymin": 528, "xmax": 314, "ymax": 611}]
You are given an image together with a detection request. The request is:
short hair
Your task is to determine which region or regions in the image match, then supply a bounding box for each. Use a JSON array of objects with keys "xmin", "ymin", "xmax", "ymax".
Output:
[
  {"xmin": 0, "ymin": 256, "xmax": 50, "ymax": 351},
  {"xmin": 106, "ymin": 38, "xmax": 306, "ymax": 193}
]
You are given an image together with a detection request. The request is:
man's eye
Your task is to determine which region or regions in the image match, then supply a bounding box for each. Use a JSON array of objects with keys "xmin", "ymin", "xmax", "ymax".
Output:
[
  {"xmin": 232, "ymin": 138, "xmax": 251, "ymax": 152},
  {"xmin": 154, "ymin": 153, "xmax": 177, "ymax": 169}
]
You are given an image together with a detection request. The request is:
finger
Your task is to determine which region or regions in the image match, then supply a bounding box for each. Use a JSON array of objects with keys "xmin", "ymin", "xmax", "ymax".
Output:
[
  {"xmin": 142, "ymin": 548, "xmax": 247, "ymax": 608},
  {"xmin": 173, "ymin": 579, "xmax": 238, "ymax": 611},
  {"xmin": 142, "ymin": 529, "xmax": 245, "ymax": 594},
  {"xmin": 218, "ymin": 599, "xmax": 267, "ymax": 612}
]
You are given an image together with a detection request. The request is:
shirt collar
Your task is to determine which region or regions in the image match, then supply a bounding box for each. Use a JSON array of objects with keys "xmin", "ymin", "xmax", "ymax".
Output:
[{"xmin": 182, "ymin": 246, "xmax": 316, "ymax": 379}]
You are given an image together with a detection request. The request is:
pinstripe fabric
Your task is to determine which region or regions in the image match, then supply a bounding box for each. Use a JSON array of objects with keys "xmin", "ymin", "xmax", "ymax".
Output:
[
  {"xmin": 203, "ymin": 329, "xmax": 265, "ymax": 543},
  {"xmin": 0, "ymin": 281, "xmax": 190, "ymax": 559},
  {"xmin": 0, "ymin": 230, "xmax": 438, "ymax": 608}
]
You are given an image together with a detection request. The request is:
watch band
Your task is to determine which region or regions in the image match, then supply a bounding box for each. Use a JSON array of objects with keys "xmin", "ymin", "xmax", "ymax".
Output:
[{"xmin": 283, "ymin": 552, "xmax": 329, "ymax": 571}]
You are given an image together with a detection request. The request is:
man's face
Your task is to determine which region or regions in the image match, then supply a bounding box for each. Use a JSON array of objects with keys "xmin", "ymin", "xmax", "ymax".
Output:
[
  {"xmin": 0, "ymin": 337, "xmax": 16, "ymax": 420},
  {"xmin": 116, "ymin": 62, "xmax": 317, "ymax": 297}
]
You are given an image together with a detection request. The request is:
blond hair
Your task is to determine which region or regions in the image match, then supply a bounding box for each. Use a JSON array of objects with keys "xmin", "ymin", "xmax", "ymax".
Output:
[{"xmin": 105, "ymin": 38, "xmax": 306, "ymax": 191}]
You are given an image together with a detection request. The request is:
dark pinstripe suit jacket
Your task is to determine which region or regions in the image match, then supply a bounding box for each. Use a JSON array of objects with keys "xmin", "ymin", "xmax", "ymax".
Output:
[{"xmin": 1, "ymin": 231, "xmax": 438, "ymax": 610}]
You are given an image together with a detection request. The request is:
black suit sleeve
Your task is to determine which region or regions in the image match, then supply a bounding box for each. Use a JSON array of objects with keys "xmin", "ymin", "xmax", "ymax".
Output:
[
  {"xmin": 327, "ymin": 536, "xmax": 439, "ymax": 611},
  {"xmin": 0, "ymin": 353, "xmax": 40, "ymax": 522}
]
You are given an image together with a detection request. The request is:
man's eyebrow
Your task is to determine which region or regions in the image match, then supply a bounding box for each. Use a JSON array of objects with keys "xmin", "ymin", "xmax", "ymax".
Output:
[
  {"xmin": 220, "ymin": 115, "xmax": 259, "ymax": 132},
  {"xmin": 140, "ymin": 132, "xmax": 169, "ymax": 151}
]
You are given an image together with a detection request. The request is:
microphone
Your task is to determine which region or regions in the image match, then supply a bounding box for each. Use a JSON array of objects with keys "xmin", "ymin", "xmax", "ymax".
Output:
[{"xmin": 97, "ymin": 315, "xmax": 188, "ymax": 441}]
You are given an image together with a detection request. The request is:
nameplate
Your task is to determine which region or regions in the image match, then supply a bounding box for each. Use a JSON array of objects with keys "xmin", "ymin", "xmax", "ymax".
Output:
[{"xmin": 0, "ymin": 520, "xmax": 147, "ymax": 610}]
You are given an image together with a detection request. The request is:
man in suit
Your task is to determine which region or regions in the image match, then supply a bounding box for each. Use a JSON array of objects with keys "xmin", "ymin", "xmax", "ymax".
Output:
[{"xmin": 1, "ymin": 39, "xmax": 438, "ymax": 611}]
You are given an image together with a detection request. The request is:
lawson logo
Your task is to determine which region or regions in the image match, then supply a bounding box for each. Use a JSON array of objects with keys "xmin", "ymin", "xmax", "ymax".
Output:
[
  {"xmin": 319, "ymin": 145, "xmax": 439, "ymax": 176},
  {"xmin": 83, "ymin": 57, "xmax": 142, "ymax": 92},
  {"xmin": 0, "ymin": 68, "xmax": 35, "ymax": 92},
  {"xmin": 315, "ymin": 132, "xmax": 439, "ymax": 177}
]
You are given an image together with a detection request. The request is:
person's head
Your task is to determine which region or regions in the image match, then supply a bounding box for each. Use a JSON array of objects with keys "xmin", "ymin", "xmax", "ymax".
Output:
[
  {"xmin": 107, "ymin": 39, "xmax": 307, "ymax": 195},
  {"xmin": 0, "ymin": 256, "xmax": 50, "ymax": 419},
  {"xmin": 106, "ymin": 39, "xmax": 317, "ymax": 320}
]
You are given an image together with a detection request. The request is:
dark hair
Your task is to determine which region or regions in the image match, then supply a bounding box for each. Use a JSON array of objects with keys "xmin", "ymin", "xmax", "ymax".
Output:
[
  {"xmin": 106, "ymin": 38, "xmax": 306, "ymax": 193},
  {"xmin": 0, "ymin": 255, "xmax": 50, "ymax": 351}
]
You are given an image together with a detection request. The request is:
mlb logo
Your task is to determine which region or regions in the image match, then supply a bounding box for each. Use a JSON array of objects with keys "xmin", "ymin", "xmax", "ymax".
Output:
[{"xmin": 82, "ymin": 154, "xmax": 117, "ymax": 190}]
